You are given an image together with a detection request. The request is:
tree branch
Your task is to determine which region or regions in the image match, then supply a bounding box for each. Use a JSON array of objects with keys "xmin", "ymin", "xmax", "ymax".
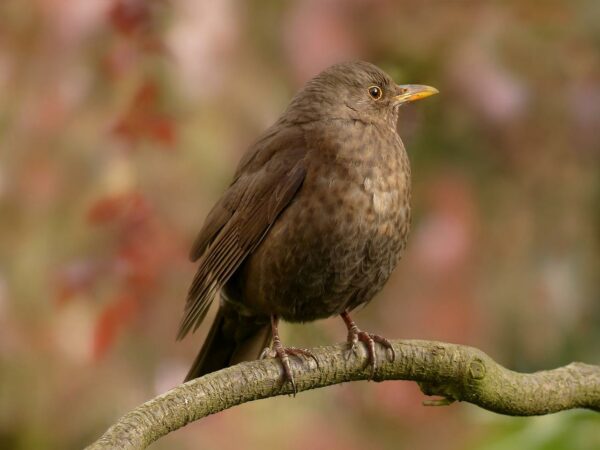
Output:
[{"xmin": 87, "ymin": 340, "xmax": 600, "ymax": 450}]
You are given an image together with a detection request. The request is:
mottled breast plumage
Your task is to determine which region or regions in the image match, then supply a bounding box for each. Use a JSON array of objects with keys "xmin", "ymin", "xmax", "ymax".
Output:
[{"xmin": 227, "ymin": 118, "xmax": 411, "ymax": 322}]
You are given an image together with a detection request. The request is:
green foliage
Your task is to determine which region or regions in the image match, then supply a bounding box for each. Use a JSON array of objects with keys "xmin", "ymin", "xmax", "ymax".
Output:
[{"xmin": 472, "ymin": 411, "xmax": 600, "ymax": 450}]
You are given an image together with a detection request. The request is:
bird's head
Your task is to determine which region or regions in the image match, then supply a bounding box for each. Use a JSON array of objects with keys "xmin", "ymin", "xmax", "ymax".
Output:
[{"xmin": 285, "ymin": 61, "xmax": 438, "ymax": 127}]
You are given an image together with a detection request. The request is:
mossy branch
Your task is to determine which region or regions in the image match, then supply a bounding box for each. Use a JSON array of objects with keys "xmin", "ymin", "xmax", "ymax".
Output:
[{"xmin": 87, "ymin": 339, "xmax": 600, "ymax": 450}]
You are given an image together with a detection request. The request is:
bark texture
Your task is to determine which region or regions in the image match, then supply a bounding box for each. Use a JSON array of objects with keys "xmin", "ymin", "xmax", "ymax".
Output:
[{"xmin": 87, "ymin": 340, "xmax": 600, "ymax": 450}]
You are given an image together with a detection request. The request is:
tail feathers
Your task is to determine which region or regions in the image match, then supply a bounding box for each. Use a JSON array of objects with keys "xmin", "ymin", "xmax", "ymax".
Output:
[{"xmin": 184, "ymin": 306, "xmax": 271, "ymax": 382}]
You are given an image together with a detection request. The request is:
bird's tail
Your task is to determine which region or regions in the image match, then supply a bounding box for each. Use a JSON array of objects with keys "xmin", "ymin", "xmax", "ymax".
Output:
[{"xmin": 184, "ymin": 304, "xmax": 272, "ymax": 382}]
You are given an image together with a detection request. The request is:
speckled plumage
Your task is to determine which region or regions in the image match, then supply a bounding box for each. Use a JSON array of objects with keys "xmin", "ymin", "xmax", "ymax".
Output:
[
  {"xmin": 229, "ymin": 119, "xmax": 411, "ymax": 322},
  {"xmin": 179, "ymin": 61, "xmax": 435, "ymax": 382}
]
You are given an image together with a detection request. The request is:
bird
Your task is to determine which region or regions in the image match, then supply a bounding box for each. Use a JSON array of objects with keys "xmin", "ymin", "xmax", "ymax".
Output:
[{"xmin": 178, "ymin": 61, "xmax": 438, "ymax": 392}]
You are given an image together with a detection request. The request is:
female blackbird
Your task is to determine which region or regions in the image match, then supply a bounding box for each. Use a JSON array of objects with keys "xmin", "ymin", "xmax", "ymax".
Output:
[{"xmin": 178, "ymin": 61, "xmax": 437, "ymax": 391}]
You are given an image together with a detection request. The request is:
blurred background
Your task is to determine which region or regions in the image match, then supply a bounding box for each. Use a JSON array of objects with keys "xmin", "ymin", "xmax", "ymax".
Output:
[{"xmin": 0, "ymin": 0, "xmax": 599, "ymax": 449}]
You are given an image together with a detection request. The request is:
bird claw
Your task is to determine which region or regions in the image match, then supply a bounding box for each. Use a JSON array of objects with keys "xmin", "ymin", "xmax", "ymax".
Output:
[
  {"xmin": 345, "ymin": 329, "xmax": 395, "ymax": 378},
  {"xmin": 344, "ymin": 332, "xmax": 360, "ymax": 360},
  {"xmin": 259, "ymin": 346, "xmax": 274, "ymax": 359},
  {"xmin": 261, "ymin": 343, "xmax": 319, "ymax": 395}
]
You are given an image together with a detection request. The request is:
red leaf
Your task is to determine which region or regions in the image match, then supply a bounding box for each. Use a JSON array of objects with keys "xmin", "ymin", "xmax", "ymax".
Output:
[
  {"xmin": 87, "ymin": 196, "xmax": 127, "ymax": 224},
  {"xmin": 108, "ymin": 0, "xmax": 151, "ymax": 36},
  {"xmin": 87, "ymin": 192, "xmax": 151, "ymax": 225},
  {"xmin": 147, "ymin": 117, "xmax": 176, "ymax": 146},
  {"xmin": 92, "ymin": 293, "xmax": 139, "ymax": 360},
  {"xmin": 113, "ymin": 81, "xmax": 177, "ymax": 148}
]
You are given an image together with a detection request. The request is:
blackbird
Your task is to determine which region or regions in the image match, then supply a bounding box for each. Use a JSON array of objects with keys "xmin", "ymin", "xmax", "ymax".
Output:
[{"xmin": 178, "ymin": 61, "xmax": 437, "ymax": 391}]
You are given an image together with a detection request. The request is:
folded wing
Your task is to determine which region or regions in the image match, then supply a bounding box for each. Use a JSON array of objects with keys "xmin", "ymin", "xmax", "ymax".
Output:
[{"xmin": 178, "ymin": 129, "xmax": 307, "ymax": 340}]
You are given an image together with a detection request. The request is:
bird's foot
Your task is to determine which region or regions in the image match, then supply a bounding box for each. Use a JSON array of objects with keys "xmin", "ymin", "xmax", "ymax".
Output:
[
  {"xmin": 346, "ymin": 329, "xmax": 395, "ymax": 377},
  {"xmin": 341, "ymin": 311, "xmax": 395, "ymax": 378},
  {"xmin": 261, "ymin": 315, "xmax": 318, "ymax": 395},
  {"xmin": 260, "ymin": 343, "xmax": 318, "ymax": 395}
]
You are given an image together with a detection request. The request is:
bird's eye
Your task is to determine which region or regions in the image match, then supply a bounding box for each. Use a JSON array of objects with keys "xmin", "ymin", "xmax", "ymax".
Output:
[{"xmin": 368, "ymin": 86, "xmax": 383, "ymax": 100}]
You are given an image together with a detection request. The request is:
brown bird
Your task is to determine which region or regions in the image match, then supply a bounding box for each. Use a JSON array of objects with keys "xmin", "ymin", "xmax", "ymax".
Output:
[{"xmin": 178, "ymin": 61, "xmax": 437, "ymax": 391}]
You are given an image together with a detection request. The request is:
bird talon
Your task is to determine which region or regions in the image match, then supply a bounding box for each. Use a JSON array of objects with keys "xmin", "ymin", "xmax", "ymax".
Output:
[
  {"xmin": 271, "ymin": 345, "xmax": 300, "ymax": 395},
  {"xmin": 345, "ymin": 337, "xmax": 361, "ymax": 360},
  {"xmin": 286, "ymin": 347, "xmax": 320, "ymax": 369},
  {"xmin": 265, "ymin": 315, "xmax": 320, "ymax": 396},
  {"xmin": 260, "ymin": 346, "xmax": 274, "ymax": 360},
  {"xmin": 341, "ymin": 311, "xmax": 394, "ymax": 379},
  {"xmin": 370, "ymin": 333, "xmax": 396, "ymax": 362}
]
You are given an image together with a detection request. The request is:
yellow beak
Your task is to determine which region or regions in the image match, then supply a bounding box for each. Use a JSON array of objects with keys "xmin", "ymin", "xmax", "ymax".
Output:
[{"xmin": 394, "ymin": 84, "xmax": 439, "ymax": 104}]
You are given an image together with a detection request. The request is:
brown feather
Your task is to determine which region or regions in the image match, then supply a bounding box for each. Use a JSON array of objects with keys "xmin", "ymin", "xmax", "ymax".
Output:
[{"xmin": 177, "ymin": 133, "xmax": 308, "ymax": 341}]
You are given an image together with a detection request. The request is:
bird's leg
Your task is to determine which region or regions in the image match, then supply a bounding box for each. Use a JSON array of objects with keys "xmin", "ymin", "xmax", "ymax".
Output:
[
  {"xmin": 340, "ymin": 310, "xmax": 395, "ymax": 378},
  {"xmin": 260, "ymin": 314, "xmax": 318, "ymax": 395}
]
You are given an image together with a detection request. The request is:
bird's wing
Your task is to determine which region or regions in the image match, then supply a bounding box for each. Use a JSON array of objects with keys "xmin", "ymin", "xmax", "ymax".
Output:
[
  {"xmin": 188, "ymin": 124, "xmax": 292, "ymax": 262},
  {"xmin": 178, "ymin": 128, "xmax": 307, "ymax": 340},
  {"xmin": 188, "ymin": 192, "xmax": 237, "ymax": 262}
]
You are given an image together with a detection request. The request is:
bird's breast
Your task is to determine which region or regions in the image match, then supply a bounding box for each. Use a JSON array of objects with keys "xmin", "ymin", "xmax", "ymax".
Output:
[
  {"xmin": 237, "ymin": 121, "xmax": 412, "ymax": 322},
  {"xmin": 308, "ymin": 121, "xmax": 411, "ymax": 228}
]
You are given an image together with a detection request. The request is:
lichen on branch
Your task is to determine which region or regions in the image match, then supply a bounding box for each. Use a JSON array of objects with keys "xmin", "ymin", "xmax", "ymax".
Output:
[{"xmin": 87, "ymin": 340, "xmax": 600, "ymax": 450}]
